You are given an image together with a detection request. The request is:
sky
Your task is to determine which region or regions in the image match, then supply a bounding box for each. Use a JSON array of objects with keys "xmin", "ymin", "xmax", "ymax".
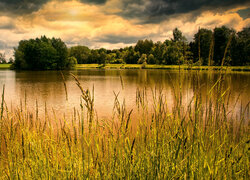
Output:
[{"xmin": 0, "ymin": 0, "xmax": 249, "ymax": 59}]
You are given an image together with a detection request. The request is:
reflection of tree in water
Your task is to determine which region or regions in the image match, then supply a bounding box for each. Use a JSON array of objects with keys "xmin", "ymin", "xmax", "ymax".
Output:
[
  {"xmin": 6, "ymin": 69, "xmax": 249, "ymax": 120},
  {"xmin": 14, "ymin": 71, "xmax": 69, "ymax": 117}
]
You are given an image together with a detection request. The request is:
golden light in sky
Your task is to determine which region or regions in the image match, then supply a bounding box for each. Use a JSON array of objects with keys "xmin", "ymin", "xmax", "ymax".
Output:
[{"xmin": 0, "ymin": 0, "xmax": 249, "ymax": 58}]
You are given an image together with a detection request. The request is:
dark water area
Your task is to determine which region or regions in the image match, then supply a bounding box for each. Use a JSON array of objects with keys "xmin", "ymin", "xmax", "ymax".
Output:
[{"xmin": 0, "ymin": 69, "xmax": 249, "ymax": 120}]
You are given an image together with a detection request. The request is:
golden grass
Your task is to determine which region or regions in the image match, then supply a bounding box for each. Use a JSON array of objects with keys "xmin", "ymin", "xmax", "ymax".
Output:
[{"xmin": 0, "ymin": 71, "xmax": 249, "ymax": 179}]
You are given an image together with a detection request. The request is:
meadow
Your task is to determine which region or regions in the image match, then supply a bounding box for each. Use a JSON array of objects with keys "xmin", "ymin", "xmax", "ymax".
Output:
[{"xmin": 0, "ymin": 71, "xmax": 249, "ymax": 179}]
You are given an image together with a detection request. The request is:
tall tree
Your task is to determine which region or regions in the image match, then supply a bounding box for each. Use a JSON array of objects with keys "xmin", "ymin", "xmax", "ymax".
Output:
[
  {"xmin": 171, "ymin": 28, "xmax": 189, "ymax": 64},
  {"xmin": 193, "ymin": 28, "xmax": 213, "ymax": 65},
  {"xmin": 231, "ymin": 27, "xmax": 250, "ymax": 65},
  {"xmin": 172, "ymin": 28, "xmax": 186, "ymax": 42},
  {"xmin": 213, "ymin": 26, "xmax": 235, "ymax": 65}
]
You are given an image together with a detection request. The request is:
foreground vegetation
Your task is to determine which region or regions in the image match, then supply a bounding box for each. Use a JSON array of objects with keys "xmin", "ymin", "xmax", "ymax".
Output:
[{"xmin": 0, "ymin": 72, "xmax": 249, "ymax": 179}]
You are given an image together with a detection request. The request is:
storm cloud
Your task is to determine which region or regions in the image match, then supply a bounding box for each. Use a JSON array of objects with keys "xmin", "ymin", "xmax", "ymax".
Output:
[
  {"xmin": 96, "ymin": 34, "xmax": 147, "ymax": 44},
  {"xmin": 79, "ymin": 0, "xmax": 107, "ymax": 5},
  {"xmin": 0, "ymin": 0, "xmax": 50, "ymax": 15},
  {"xmin": 0, "ymin": 0, "xmax": 108, "ymax": 15},
  {"xmin": 0, "ymin": 0, "xmax": 249, "ymax": 58},
  {"xmin": 118, "ymin": 0, "xmax": 250, "ymax": 23}
]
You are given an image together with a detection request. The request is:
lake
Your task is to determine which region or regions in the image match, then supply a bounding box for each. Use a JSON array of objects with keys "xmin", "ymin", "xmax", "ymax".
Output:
[{"xmin": 0, "ymin": 69, "xmax": 249, "ymax": 120}]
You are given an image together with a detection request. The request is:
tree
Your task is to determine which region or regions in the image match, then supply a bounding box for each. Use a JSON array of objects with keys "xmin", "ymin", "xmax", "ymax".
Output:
[
  {"xmin": 123, "ymin": 46, "xmax": 140, "ymax": 64},
  {"xmin": 8, "ymin": 57, "xmax": 14, "ymax": 64},
  {"xmin": 67, "ymin": 56, "xmax": 77, "ymax": 68},
  {"xmin": 213, "ymin": 26, "xmax": 235, "ymax": 65},
  {"xmin": 98, "ymin": 51, "xmax": 106, "ymax": 65},
  {"xmin": 193, "ymin": 28, "xmax": 213, "ymax": 65},
  {"xmin": 231, "ymin": 27, "xmax": 250, "ymax": 65},
  {"xmin": 68, "ymin": 45, "xmax": 90, "ymax": 64},
  {"xmin": 172, "ymin": 28, "xmax": 186, "ymax": 42},
  {"xmin": 171, "ymin": 28, "xmax": 190, "ymax": 64},
  {"xmin": 148, "ymin": 54, "xmax": 156, "ymax": 64},
  {"xmin": 12, "ymin": 36, "xmax": 71, "ymax": 70},
  {"xmin": 137, "ymin": 54, "xmax": 147, "ymax": 64},
  {"xmin": 135, "ymin": 39, "xmax": 154, "ymax": 55},
  {"xmin": 152, "ymin": 41, "xmax": 166, "ymax": 64},
  {"xmin": 165, "ymin": 41, "xmax": 184, "ymax": 65}
]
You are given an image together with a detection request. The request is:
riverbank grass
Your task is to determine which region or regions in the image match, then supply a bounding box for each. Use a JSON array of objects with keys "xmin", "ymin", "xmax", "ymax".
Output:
[
  {"xmin": 0, "ymin": 63, "xmax": 249, "ymax": 71},
  {"xmin": 0, "ymin": 64, "xmax": 11, "ymax": 69},
  {"xmin": 77, "ymin": 64, "xmax": 250, "ymax": 71},
  {"xmin": 0, "ymin": 72, "xmax": 249, "ymax": 179}
]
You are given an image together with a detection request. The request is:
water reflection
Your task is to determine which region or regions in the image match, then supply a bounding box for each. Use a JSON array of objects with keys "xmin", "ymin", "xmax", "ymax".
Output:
[{"xmin": 0, "ymin": 69, "xmax": 249, "ymax": 120}]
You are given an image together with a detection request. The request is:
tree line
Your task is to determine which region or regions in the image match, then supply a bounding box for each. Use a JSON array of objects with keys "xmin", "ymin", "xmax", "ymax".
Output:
[
  {"xmin": 8, "ymin": 25, "xmax": 250, "ymax": 70},
  {"xmin": 69, "ymin": 26, "xmax": 249, "ymax": 66}
]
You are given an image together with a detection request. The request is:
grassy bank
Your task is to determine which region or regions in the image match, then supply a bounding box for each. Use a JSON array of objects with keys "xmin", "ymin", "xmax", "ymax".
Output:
[
  {"xmin": 0, "ymin": 63, "xmax": 249, "ymax": 71},
  {"xmin": 0, "ymin": 72, "xmax": 249, "ymax": 179},
  {"xmin": 0, "ymin": 64, "xmax": 11, "ymax": 69},
  {"xmin": 77, "ymin": 64, "xmax": 250, "ymax": 71}
]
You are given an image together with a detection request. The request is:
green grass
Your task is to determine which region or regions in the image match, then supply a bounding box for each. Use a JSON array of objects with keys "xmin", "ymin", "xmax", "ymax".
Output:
[
  {"xmin": 76, "ymin": 64, "xmax": 250, "ymax": 71},
  {"xmin": 1, "ymin": 63, "xmax": 249, "ymax": 71},
  {"xmin": 0, "ymin": 64, "xmax": 11, "ymax": 69},
  {"xmin": 0, "ymin": 71, "xmax": 249, "ymax": 179}
]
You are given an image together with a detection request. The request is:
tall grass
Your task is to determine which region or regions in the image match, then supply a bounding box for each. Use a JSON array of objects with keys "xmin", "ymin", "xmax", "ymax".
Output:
[{"xmin": 0, "ymin": 71, "xmax": 249, "ymax": 179}]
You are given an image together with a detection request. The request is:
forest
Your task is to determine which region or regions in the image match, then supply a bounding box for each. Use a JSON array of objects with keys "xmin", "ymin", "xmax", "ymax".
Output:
[
  {"xmin": 5, "ymin": 25, "xmax": 250, "ymax": 70},
  {"xmin": 68, "ymin": 26, "xmax": 249, "ymax": 66}
]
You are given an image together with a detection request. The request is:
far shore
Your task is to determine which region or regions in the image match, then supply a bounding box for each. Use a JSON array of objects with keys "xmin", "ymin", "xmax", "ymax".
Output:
[{"xmin": 0, "ymin": 63, "xmax": 249, "ymax": 72}]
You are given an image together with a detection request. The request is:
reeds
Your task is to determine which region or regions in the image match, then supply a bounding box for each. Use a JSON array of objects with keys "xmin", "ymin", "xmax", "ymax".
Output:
[{"xmin": 0, "ymin": 72, "xmax": 249, "ymax": 179}]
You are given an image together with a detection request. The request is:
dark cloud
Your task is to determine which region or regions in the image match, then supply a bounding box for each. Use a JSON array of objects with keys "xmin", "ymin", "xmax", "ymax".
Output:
[
  {"xmin": 0, "ymin": 23, "xmax": 16, "ymax": 30},
  {"xmin": 146, "ymin": 0, "xmax": 249, "ymax": 16},
  {"xmin": 0, "ymin": 0, "xmax": 50, "ymax": 15},
  {"xmin": 96, "ymin": 35, "xmax": 142, "ymax": 44},
  {"xmin": 119, "ymin": 0, "xmax": 250, "ymax": 23},
  {"xmin": 79, "ymin": 0, "xmax": 107, "ymax": 5},
  {"xmin": 0, "ymin": 0, "xmax": 108, "ymax": 15},
  {"xmin": 237, "ymin": 8, "xmax": 250, "ymax": 20}
]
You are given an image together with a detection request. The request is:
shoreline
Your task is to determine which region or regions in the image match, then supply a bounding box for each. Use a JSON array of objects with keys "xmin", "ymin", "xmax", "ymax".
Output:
[{"xmin": 1, "ymin": 63, "xmax": 250, "ymax": 72}]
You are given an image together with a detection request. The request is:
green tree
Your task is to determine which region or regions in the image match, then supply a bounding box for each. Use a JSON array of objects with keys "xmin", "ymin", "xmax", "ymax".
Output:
[
  {"xmin": 152, "ymin": 41, "xmax": 166, "ymax": 64},
  {"xmin": 135, "ymin": 39, "xmax": 154, "ymax": 55},
  {"xmin": 67, "ymin": 56, "xmax": 78, "ymax": 68},
  {"xmin": 231, "ymin": 27, "xmax": 250, "ymax": 65},
  {"xmin": 213, "ymin": 26, "xmax": 235, "ymax": 65},
  {"xmin": 137, "ymin": 54, "xmax": 147, "ymax": 64},
  {"xmin": 171, "ymin": 28, "xmax": 190, "ymax": 64},
  {"xmin": 165, "ymin": 41, "xmax": 184, "ymax": 65},
  {"xmin": 193, "ymin": 28, "xmax": 213, "ymax": 65},
  {"xmin": 148, "ymin": 54, "xmax": 156, "ymax": 64},
  {"xmin": 12, "ymin": 36, "xmax": 70, "ymax": 70},
  {"xmin": 123, "ymin": 46, "xmax": 140, "ymax": 64},
  {"xmin": 172, "ymin": 28, "xmax": 186, "ymax": 42},
  {"xmin": 69, "ymin": 45, "xmax": 90, "ymax": 64},
  {"xmin": 98, "ymin": 51, "xmax": 106, "ymax": 65}
]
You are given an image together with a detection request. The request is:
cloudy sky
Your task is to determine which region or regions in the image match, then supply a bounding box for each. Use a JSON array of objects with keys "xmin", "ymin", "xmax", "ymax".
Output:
[{"xmin": 0, "ymin": 0, "xmax": 249, "ymax": 58}]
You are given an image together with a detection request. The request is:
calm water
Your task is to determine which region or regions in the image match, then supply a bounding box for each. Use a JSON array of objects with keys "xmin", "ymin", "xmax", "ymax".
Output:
[{"xmin": 0, "ymin": 69, "xmax": 249, "ymax": 119}]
